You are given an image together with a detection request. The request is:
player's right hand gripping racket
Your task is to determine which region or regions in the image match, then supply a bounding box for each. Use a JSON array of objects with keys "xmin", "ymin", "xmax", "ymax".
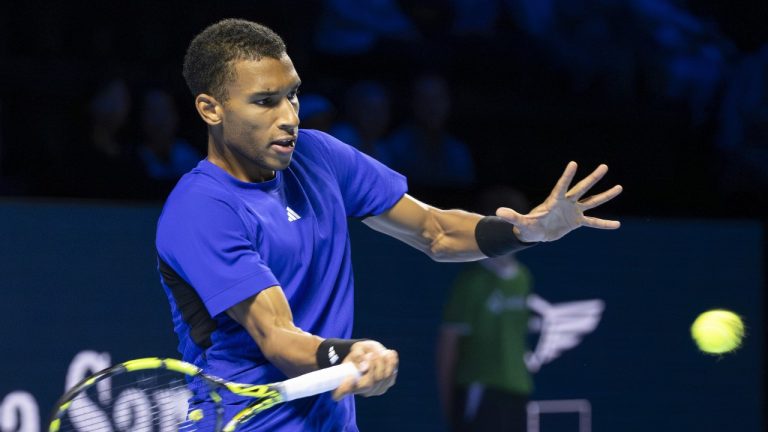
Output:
[{"xmin": 48, "ymin": 357, "xmax": 360, "ymax": 432}]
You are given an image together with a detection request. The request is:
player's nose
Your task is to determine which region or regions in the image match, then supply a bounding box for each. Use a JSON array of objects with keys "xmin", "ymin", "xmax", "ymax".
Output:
[{"xmin": 278, "ymin": 98, "xmax": 299, "ymax": 133}]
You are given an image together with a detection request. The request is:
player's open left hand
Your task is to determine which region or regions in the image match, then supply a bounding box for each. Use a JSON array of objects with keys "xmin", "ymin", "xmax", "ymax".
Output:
[
  {"xmin": 497, "ymin": 161, "xmax": 622, "ymax": 243},
  {"xmin": 332, "ymin": 340, "xmax": 398, "ymax": 400}
]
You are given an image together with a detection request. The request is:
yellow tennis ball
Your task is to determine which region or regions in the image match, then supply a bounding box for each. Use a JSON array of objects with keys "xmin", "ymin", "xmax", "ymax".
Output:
[{"xmin": 691, "ymin": 309, "xmax": 744, "ymax": 354}]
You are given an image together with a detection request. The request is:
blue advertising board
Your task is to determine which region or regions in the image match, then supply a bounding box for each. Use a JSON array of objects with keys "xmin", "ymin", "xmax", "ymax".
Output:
[{"xmin": 0, "ymin": 201, "xmax": 763, "ymax": 431}]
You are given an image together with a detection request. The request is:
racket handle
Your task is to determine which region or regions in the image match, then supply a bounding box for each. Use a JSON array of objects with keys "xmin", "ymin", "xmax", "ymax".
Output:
[{"xmin": 280, "ymin": 363, "xmax": 360, "ymax": 401}]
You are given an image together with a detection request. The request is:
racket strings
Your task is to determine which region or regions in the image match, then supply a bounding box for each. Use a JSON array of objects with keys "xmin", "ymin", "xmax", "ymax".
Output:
[{"xmin": 57, "ymin": 370, "xmax": 198, "ymax": 432}]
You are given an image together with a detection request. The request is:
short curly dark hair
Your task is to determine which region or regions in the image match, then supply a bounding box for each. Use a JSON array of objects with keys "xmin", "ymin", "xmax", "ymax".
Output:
[{"xmin": 183, "ymin": 19, "xmax": 287, "ymax": 101}]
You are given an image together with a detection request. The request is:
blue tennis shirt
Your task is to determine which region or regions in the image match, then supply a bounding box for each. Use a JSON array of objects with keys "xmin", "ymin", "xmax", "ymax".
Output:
[{"xmin": 155, "ymin": 129, "xmax": 407, "ymax": 431}]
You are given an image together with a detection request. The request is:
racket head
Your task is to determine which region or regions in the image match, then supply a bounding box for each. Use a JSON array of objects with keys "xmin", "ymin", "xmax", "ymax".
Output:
[
  {"xmin": 48, "ymin": 358, "xmax": 222, "ymax": 432},
  {"xmin": 49, "ymin": 358, "xmax": 354, "ymax": 432}
]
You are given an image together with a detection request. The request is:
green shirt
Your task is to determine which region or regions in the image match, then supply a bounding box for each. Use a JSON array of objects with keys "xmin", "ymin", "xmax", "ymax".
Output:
[{"xmin": 443, "ymin": 262, "xmax": 533, "ymax": 395}]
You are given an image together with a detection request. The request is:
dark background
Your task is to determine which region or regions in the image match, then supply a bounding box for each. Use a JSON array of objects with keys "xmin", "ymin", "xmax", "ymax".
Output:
[
  {"xmin": 0, "ymin": 0, "xmax": 766, "ymax": 217},
  {"xmin": 0, "ymin": 0, "xmax": 766, "ymax": 430}
]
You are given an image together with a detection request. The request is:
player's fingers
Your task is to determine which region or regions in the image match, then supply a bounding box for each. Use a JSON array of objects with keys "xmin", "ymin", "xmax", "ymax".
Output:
[
  {"xmin": 368, "ymin": 350, "xmax": 394, "ymax": 393},
  {"xmin": 361, "ymin": 353, "xmax": 380, "ymax": 385},
  {"xmin": 370, "ymin": 351, "xmax": 392, "ymax": 394},
  {"xmin": 354, "ymin": 350, "xmax": 394, "ymax": 397},
  {"xmin": 371, "ymin": 350, "xmax": 399, "ymax": 396},
  {"xmin": 370, "ymin": 371, "xmax": 398, "ymax": 397},
  {"xmin": 549, "ymin": 161, "xmax": 578, "ymax": 199},
  {"xmin": 350, "ymin": 353, "xmax": 377, "ymax": 395},
  {"xmin": 374, "ymin": 350, "xmax": 397, "ymax": 382},
  {"xmin": 578, "ymin": 185, "xmax": 623, "ymax": 210},
  {"xmin": 582, "ymin": 216, "xmax": 621, "ymax": 229},
  {"xmin": 566, "ymin": 164, "xmax": 608, "ymax": 200},
  {"xmin": 332, "ymin": 375, "xmax": 360, "ymax": 401},
  {"xmin": 333, "ymin": 353, "xmax": 370, "ymax": 400},
  {"xmin": 343, "ymin": 350, "xmax": 362, "ymax": 368},
  {"xmin": 379, "ymin": 358, "xmax": 399, "ymax": 395},
  {"xmin": 382, "ymin": 349, "xmax": 399, "ymax": 379}
]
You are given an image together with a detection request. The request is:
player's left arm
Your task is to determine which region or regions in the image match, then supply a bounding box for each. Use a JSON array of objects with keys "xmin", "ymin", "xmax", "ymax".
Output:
[
  {"xmin": 363, "ymin": 194, "xmax": 485, "ymax": 262},
  {"xmin": 363, "ymin": 162, "xmax": 622, "ymax": 260}
]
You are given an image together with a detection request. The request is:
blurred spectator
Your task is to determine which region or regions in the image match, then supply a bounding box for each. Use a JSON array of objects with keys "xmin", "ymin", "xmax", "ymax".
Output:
[
  {"xmin": 537, "ymin": 1, "xmax": 638, "ymax": 103},
  {"xmin": 299, "ymin": 93, "xmax": 336, "ymax": 132},
  {"xmin": 451, "ymin": 0, "xmax": 557, "ymax": 38},
  {"xmin": 312, "ymin": 0, "xmax": 424, "ymax": 80},
  {"xmin": 0, "ymin": 100, "xmax": 6, "ymax": 190},
  {"xmin": 716, "ymin": 45, "xmax": 768, "ymax": 204},
  {"xmin": 0, "ymin": 99, "xmax": 24, "ymax": 195},
  {"xmin": 380, "ymin": 74, "xmax": 475, "ymax": 187},
  {"xmin": 50, "ymin": 77, "xmax": 152, "ymax": 200},
  {"xmin": 87, "ymin": 77, "xmax": 132, "ymax": 161},
  {"xmin": 314, "ymin": 0, "xmax": 419, "ymax": 56},
  {"xmin": 504, "ymin": 0, "xmax": 556, "ymax": 37},
  {"xmin": 639, "ymin": 4, "xmax": 733, "ymax": 124},
  {"xmin": 437, "ymin": 187, "xmax": 534, "ymax": 432},
  {"xmin": 658, "ymin": 32, "xmax": 728, "ymax": 124},
  {"xmin": 137, "ymin": 89, "xmax": 202, "ymax": 183},
  {"xmin": 450, "ymin": 0, "xmax": 500, "ymax": 37},
  {"xmin": 330, "ymin": 81, "xmax": 392, "ymax": 158}
]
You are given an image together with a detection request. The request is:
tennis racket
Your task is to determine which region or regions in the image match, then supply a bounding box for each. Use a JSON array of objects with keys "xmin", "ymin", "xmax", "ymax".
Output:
[{"xmin": 48, "ymin": 357, "xmax": 360, "ymax": 432}]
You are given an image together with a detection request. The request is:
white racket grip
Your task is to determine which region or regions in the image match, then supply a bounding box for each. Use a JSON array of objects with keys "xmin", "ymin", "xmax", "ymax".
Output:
[{"xmin": 279, "ymin": 363, "xmax": 361, "ymax": 401}]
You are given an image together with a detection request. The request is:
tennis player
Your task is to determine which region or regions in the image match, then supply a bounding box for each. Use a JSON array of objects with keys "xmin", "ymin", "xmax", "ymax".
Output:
[{"xmin": 155, "ymin": 19, "xmax": 622, "ymax": 431}]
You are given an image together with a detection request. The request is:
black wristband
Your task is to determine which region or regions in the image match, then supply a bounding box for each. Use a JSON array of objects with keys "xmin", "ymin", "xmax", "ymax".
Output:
[
  {"xmin": 474, "ymin": 216, "xmax": 539, "ymax": 257},
  {"xmin": 316, "ymin": 338, "xmax": 366, "ymax": 368}
]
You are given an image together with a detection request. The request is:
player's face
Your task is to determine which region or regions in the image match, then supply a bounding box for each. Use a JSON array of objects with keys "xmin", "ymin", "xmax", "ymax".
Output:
[{"xmin": 217, "ymin": 56, "xmax": 301, "ymax": 181}]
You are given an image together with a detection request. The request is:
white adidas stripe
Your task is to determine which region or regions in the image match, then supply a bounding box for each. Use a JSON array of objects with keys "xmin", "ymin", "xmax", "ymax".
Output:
[{"xmin": 286, "ymin": 206, "xmax": 301, "ymax": 222}]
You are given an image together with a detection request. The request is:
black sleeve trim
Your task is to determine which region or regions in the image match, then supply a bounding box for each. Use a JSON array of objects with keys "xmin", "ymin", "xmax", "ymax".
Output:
[{"xmin": 158, "ymin": 256, "xmax": 217, "ymax": 349}]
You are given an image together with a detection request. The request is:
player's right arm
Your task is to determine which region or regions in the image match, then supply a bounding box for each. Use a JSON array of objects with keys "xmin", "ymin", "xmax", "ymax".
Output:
[
  {"xmin": 227, "ymin": 286, "xmax": 399, "ymax": 399},
  {"xmin": 227, "ymin": 286, "xmax": 323, "ymax": 377}
]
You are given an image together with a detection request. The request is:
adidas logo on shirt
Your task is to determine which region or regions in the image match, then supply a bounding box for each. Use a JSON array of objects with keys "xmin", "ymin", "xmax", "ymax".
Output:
[{"xmin": 286, "ymin": 206, "xmax": 301, "ymax": 222}]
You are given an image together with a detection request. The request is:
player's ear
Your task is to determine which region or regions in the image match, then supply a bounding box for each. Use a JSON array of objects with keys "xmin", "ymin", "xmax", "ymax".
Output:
[{"xmin": 195, "ymin": 93, "xmax": 223, "ymax": 125}]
